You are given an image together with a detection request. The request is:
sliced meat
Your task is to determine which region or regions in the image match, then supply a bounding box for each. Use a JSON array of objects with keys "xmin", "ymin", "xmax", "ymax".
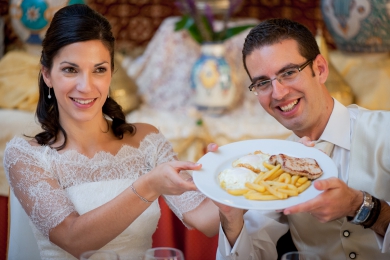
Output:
[{"xmin": 268, "ymin": 154, "xmax": 323, "ymax": 180}]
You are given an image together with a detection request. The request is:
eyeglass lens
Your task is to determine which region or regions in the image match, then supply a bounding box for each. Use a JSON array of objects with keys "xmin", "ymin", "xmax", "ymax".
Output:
[{"xmin": 249, "ymin": 59, "xmax": 313, "ymax": 95}]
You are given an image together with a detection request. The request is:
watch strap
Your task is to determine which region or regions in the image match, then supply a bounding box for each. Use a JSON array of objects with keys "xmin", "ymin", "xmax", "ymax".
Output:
[{"xmin": 362, "ymin": 196, "xmax": 381, "ymax": 229}]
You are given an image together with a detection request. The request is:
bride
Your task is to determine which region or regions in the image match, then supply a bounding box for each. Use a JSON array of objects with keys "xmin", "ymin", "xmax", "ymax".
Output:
[{"xmin": 4, "ymin": 4, "xmax": 219, "ymax": 260}]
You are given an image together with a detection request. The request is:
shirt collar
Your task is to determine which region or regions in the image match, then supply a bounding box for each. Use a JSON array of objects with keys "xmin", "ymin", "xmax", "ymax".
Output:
[
  {"xmin": 288, "ymin": 98, "xmax": 351, "ymax": 150},
  {"xmin": 320, "ymin": 98, "xmax": 350, "ymax": 150}
]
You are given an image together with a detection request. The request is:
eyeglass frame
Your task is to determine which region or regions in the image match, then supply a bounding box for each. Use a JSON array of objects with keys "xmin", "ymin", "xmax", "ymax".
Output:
[{"xmin": 248, "ymin": 59, "xmax": 314, "ymax": 95}]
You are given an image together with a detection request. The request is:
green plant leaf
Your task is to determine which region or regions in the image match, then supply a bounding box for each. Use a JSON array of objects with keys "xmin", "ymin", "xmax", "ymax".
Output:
[
  {"xmin": 174, "ymin": 15, "xmax": 195, "ymax": 31},
  {"xmin": 200, "ymin": 15, "xmax": 214, "ymax": 42},
  {"xmin": 218, "ymin": 24, "xmax": 256, "ymax": 41},
  {"xmin": 187, "ymin": 24, "xmax": 203, "ymax": 44},
  {"xmin": 175, "ymin": 16, "xmax": 203, "ymax": 43},
  {"xmin": 175, "ymin": 15, "xmax": 255, "ymax": 44}
]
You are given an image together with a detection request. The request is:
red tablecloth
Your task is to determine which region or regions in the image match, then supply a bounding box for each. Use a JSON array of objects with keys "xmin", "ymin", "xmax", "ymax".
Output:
[
  {"xmin": 152, "ymin": 197, "xmax": 218, "ymax": 260},
  {"xmin": 0, "ymin": 196, "xmax": 8, "ymax": 260}
]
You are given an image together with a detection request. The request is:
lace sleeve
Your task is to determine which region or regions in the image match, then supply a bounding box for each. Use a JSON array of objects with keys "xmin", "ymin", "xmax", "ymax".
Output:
[
  {"xmin": 163, "ymin": 191, "xmax": 206, "ymax": 228},
  {"xmin": 142, "ymin": 133, "xmax": 207, "ymax": 226},
  {"xmin": 4, "ymin": 138, "xmax": 76, "ymax": 238}
]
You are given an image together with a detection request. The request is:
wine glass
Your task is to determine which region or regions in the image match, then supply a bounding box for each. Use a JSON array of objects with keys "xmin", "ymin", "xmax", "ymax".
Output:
[
  {"xmin": 281, "ymin": 251, "xmax": 320, "ymax": 260},
  {"xmin": 144, "ymin": 247, "xmax": 184, "ymax": 260},
  {"xmin": 80, "ymin": 250, "xmax": 120, "ymax": 260}
]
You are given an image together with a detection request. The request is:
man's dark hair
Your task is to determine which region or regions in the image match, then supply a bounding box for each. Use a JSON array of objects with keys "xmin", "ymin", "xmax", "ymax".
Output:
[{"xmin": 242, "ymin": 18, "xmax": 320, "ymax": 78}]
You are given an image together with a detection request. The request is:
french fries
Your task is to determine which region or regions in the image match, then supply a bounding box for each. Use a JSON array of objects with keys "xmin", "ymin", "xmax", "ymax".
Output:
[
  {"xmin": 227, "ymin": 188, "xmax": 250, "ymax": 196},
  {"xmin": 222, "ymin": 163, "xmax": 312, "ymax": 201},
  {"xmin": 257, "ymin": 164, "xmax": 281, "ymax": 182}
]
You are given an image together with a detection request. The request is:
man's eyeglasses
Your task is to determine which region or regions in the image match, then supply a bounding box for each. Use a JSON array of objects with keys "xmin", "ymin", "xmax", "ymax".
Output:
[{"xmin": 248, "ymin": 59, "xmax": 314, "ymax": 96}]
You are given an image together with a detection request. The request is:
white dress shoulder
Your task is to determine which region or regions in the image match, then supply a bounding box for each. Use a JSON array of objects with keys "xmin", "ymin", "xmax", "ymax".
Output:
[{"xmin": 4, "ymin": 132, "xmax": 206, "ymax": 260}]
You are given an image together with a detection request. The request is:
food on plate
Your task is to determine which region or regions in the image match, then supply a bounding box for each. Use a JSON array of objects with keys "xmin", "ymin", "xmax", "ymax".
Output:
[
  {"xmin": 232, "ymin": 151, "xmax": 270, "ymax": 173},
  {"xmin": 268, "ymin": 154, "xmax": 323, "ymax": 180},
  {"xmin": 218, "ymin": 167, "xmax": 257, "ymax": 190},
  {"xmin": 218, "ymin": 152, "xmax": 323, "ymax": 201}
]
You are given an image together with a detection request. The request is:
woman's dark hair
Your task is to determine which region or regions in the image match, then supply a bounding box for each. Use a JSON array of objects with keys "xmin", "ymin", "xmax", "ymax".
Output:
[
  {"xmin": 242, "ymin": 18, "xmax": 320, "ymax": 78},
  {"xmin": 35, "ymin": 4, "xmax": 136, "ymax": 150}
]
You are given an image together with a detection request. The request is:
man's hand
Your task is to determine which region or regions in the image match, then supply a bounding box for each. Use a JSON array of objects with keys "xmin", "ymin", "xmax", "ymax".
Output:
[
  {"xmin": 283, "ymin": 177, "xmax": 362, "ymax": 222},
  {"xmin": 214, "ymin": 200, "xmax": 245, "ymax": 247},
  {"xmin": 206, "ymin": 143, "xmax": 219, "ymax": 153},
  {"xmin": 287, "ymin": 136, "xmax": 363, "ymax": 222},
  {"xmin": 298, "ymin": 136, "xmax": 315, "ymax": 147},
  {"xmin": 206, "ymin": 142, "xmax": 245, "ymax": 246}
]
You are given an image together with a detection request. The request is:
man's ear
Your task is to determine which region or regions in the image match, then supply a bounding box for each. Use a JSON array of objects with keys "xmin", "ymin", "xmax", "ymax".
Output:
[
  {"xmin": 314, "ymin": 54, "xmax": 329, "ymax": 84},
  {"xmin": 41, "ymin": 66, "xmax": 52, "ymax": 87}
]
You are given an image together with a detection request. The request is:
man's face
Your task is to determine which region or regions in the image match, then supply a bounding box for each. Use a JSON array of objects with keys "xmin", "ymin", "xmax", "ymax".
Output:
[{"xmin": 245, "ymin": 39, "xmax": 332, "ymax": 138}]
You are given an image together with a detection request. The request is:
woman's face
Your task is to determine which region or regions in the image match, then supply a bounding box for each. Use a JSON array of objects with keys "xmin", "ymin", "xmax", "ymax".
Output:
[{"xmin": 42, "ymin": 40, "xmax": 112, "ymax": 126}]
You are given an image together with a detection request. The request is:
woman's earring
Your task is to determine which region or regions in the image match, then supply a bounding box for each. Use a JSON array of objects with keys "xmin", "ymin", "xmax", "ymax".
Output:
[{"xmin": 48, "ymin": 87, "xmax": 52, "ymax": 99}]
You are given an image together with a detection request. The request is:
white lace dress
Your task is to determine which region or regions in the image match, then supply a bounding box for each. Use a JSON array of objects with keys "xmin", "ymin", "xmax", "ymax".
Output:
[{"xmin": 4, "ymin": 132, "xmax": 206, "ymax": 260}]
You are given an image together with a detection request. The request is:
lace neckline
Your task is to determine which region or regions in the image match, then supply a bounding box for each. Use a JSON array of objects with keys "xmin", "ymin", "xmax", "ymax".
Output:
[{"xmin": 13, "ymin": 132, "xmax": 161, "ymax": 160}]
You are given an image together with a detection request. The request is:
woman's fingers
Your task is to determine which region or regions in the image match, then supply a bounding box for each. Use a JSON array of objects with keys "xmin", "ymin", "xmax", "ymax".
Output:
[
  {"xmin": 147, "ymin": 161, "xmax": 201, "ymax": 195},
  {"xmin": 168, "ymin": 160, "xmax": 202, "ymax": 171}
]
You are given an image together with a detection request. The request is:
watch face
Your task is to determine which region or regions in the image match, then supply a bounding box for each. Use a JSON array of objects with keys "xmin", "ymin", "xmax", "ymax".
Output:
[{"xmin": 357, "ymin": 207, "xmax": 371, "ymax": 222}]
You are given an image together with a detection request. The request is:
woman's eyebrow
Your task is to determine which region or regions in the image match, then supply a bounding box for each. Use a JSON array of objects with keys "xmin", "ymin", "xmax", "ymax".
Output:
[
  {"xmin": 59, "ymin": 61, "xmax": 109, "ymax": 67},
  {"xmin": 94, "ymin": 61, "xmax": 109, "ymax": 67},
  {"xmin": 60, "ymin": 61, "xmax": 78, "ymax": 67}
]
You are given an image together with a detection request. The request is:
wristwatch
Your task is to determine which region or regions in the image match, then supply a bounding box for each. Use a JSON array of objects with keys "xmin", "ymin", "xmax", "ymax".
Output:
[{"xmin": 348, "ymin": 191, "xmax": 374, "ymax": 225}]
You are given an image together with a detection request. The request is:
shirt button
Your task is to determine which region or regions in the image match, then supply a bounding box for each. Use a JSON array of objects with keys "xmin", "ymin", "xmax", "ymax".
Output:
[
  {"xmin": 349, "ymin": 252, "xmax": 357, "ymax": 259},
  {"xmin": 343, "ymin": 230, "xmax": 350, "ymax": 237}
]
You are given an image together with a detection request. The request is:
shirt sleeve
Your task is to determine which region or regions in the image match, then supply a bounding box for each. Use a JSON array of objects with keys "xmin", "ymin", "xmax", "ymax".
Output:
[
  {"xmin": 216, "ymin": 210, "xmax": 289, "ymax": 260},
  {"xmin": 377, "ymin": 201, "xmax": 390, "ymax": 253},
  {"xmin": 4, "ymin": 139, "xmax": 76, "ymax": 238},
  {"xmin": 381, "ymin": 227, "xmax": 390, "ymax": 253}
]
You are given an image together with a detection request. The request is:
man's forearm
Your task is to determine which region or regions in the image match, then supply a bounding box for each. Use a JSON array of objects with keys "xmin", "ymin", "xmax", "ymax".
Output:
[
  {"xmin": 220, "ymin": 210, "xmax": 244, "ymax": 246},
  {"xmin": 371, "ymin": 200, "xmax": 390, "ymax": 236}
]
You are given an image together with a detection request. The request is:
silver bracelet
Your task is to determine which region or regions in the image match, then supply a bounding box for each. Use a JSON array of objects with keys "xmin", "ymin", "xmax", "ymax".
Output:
[{"xmin": 130, "ymin": 183, "xmax": 153, "ymax": 203}]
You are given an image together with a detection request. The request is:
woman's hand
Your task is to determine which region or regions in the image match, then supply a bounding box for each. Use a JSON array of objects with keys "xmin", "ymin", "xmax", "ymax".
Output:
[{"xmin": 135, "ymin": 161, "xmax": 201, "ymax": 201}]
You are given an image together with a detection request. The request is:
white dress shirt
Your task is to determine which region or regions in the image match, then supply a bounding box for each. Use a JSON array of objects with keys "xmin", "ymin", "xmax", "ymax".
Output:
[{"xmin": 216, "ymin": 99, "xmax": 390, "ymax": 259}]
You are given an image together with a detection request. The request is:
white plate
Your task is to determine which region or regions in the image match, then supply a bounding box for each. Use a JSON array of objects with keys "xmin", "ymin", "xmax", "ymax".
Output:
[{"xmin": 193, "ymin": 139, "xmax": 338, "ymax": 210}]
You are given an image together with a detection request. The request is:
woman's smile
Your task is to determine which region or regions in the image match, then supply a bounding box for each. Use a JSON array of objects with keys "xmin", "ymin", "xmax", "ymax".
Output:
[{"xmin": 70, "ymin": 97, "xmax": 97, "ymax": 106}]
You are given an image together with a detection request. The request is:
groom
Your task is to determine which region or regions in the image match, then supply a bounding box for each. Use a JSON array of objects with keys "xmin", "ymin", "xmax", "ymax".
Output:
[{"xmin": 207, "ymin": 18, "xmax": 390, "ymax": 260}]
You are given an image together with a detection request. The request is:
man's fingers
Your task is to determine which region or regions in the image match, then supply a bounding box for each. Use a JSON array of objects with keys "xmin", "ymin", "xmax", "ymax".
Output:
[
  {"xmin": 207, "ymin": 143, "xmax": 218, "ymax": 152},
  {"xmin": 314, "ymin": 177, "xmax": 339, "ymax": 191},
  {"xmin": 284, "ymin": 177, "xmax": 341, "ymax": 215},
  {"xmin": 298, "ymin": 136, "xmax": 315, "ymax": 147},
  {"xmin": 284, "ymin": 197, "xmax": 321, "ymax": 215}
]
